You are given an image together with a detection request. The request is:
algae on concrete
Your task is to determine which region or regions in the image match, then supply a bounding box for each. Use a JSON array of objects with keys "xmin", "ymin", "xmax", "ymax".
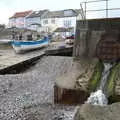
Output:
[
  {"xmin": 87, "ymin": 61, "xmax": 103, "ymax": 93},
  {"xmin": 106, "ymin": 62, "xmax": 120, "ymax": 98}
]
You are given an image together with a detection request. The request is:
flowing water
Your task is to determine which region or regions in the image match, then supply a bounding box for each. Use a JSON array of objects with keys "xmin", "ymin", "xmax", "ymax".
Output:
[{"xmin": 86, "ymin": 62, "xmax": 113, "ymax": 106}]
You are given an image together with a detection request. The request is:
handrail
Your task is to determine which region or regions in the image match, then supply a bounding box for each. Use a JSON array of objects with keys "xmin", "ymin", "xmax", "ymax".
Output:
[
  {"xmin": 80, "ymin": 3, "xmax": 86, "ymax": 19},
  {"xmin": 80, "ymin": 0, "xmax": 120, "ymax": 19},
  {"xmin": 81, "ymin": 0, "xmax": 110, "ymax": 4},
  {"xmin": 86, "ymin": 8, "xmax": 120, "ymax": 12}
]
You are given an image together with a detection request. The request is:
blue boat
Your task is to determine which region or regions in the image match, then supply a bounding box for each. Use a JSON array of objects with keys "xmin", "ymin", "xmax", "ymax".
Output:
[{"xmin": 11, "ymin": 36, "xmax": 49, "ymax": 53}]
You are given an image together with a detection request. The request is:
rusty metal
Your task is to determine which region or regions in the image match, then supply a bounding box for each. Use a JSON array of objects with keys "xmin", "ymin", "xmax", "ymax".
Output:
[
  {"xmin": 96, "ymin": 32, "xmax": 120, "ymax": 61},
  {"xmin": 54, "ymin": 85, "xmax": 88, "ymax": 105}
]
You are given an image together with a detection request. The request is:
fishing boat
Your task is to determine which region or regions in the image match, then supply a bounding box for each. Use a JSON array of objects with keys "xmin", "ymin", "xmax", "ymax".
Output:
[
  {"xmin": 0, "ymin": 39, "xmax": 12, "ymax": 44},
  {"xmin": 11, "ymin": 36, "xmax": 49, "ymax": 53}
]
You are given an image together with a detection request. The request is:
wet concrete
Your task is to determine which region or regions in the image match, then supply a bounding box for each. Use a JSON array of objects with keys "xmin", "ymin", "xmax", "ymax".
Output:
[
  {"xmin": 0, "ymin": 48, "xmax": 45, "ymax": 70},
  {"xmin": 0, "ymin": 41, "xmax": 72, "ymax": 71},
  {"xmin": 0, "ymin": 56, "xmax": 76, "ymax": 120}
]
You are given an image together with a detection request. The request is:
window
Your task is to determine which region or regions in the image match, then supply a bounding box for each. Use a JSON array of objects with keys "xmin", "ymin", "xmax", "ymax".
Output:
[
  {"xmin": 43, "ymin": 19, "xmax": 48, "ymax": 24},
  {"xmin": 51, "ymin": 19, "xmax": 55, "ymax": 24},
  {"xmin": 35, "ymin": 11, "xmax": 39, "ymax": 14},
  {"xmin": 64, "ymin": 10, "xmax": 73, "ymax": 16},
  {"xmin": 64, "ymin": 20, "xmax": 71, "ymax": 27}
]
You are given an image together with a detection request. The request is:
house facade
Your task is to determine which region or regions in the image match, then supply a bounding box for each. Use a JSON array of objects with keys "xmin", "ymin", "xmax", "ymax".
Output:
[
  {"xmin": 9, "ymin": 9, "xmax": 81, "ymax": 36},
  {"xmin": 9, "ymin": 10, "xmax": 32, "ymax": 28},
  {"xmin": 41, "ymin": 9, "xmax": 81, "ymax": 35},
  {"xmin": 26, "ymin": 10, "xmax": 48, "ymax": 31}
]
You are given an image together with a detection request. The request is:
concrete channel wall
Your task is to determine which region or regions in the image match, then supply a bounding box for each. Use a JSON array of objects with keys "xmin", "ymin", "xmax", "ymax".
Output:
[{"xmin": 73, "ymin": 18, "xmax": 120, "ymax": 58}]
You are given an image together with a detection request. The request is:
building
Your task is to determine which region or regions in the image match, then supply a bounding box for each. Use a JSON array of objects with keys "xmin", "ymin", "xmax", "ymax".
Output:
[
  {"xmin": 41, "ymin": 9, "xmax": 81, "ymax": 35},
  {"xmin": 9, "ymin": 9, "xmax": 81, "ymax": 36},
  {"xmin": 26, "ymin": 10, "xmax": 49, "ymax": 31},
  {"xmin": 9, "ymin": 10, "xmax": 32, "ymax": 28}
]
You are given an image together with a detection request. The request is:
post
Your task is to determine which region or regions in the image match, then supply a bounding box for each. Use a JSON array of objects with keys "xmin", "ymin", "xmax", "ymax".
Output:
[{"xmin": 106, "ymin": 0, "xmax": 108, "ymax": 18}]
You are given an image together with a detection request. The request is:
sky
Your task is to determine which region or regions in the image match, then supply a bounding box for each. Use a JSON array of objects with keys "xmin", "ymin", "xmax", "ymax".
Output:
[
  {"xmin": 0, "ymin": 0, "xmax": 81, "ymax": 24},
  {"xmin": 0, "ymin": 0, "xmax": 120, "ymax": 25}
]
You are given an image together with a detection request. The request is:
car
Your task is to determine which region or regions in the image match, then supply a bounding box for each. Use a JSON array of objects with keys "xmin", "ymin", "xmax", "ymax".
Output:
[{"xmin": 65, "ymin": 39, "xmax": 74, "ymax": 44}]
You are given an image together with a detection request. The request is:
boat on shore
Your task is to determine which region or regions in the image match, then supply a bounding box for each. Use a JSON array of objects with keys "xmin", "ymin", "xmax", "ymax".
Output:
[
  {"xmin": 0, "ymin": 39, "xmax": 12, "ymax": 44},
  {"xmin": 11, "ymin": 37, "xmax": 49, "ymax": 53}
]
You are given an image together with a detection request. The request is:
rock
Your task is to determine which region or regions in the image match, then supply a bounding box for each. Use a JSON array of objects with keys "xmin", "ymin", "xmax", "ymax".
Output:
[
  {"xmin": 56, "ymin": 58, "xmax": 98, "ymax": 91},
  {"xmin": 74, "ymin": 103, "xmax": 120, "ymax": 120}
]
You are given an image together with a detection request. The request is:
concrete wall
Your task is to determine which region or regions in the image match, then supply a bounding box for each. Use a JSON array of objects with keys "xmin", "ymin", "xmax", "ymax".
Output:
[{"xmin": 73, "ymin": 18, "xmax": 120, "ymax": 58}]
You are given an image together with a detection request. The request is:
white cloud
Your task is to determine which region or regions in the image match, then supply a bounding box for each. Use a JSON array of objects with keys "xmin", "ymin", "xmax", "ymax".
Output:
[
  {"xmin": 0, "ymin": 2, "xmax": 13, "ymax": 24},
  {"xmin": 0, "ymin": 0, "xmax": 120, "ymax": 24}
]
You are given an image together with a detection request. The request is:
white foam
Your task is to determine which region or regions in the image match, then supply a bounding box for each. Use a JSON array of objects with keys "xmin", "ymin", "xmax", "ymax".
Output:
[
  {"xmin": 86, "ymin": 90, "xmax": 108, "ymax": 106},
  {"xmin": 86, "ymin": 63, "xmax": 113, "ymax": 106}
]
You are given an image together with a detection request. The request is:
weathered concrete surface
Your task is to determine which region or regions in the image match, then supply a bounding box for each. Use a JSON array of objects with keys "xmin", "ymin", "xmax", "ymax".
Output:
[
  {"xmin": 0, "ymin": 48, "xmax": 45, "ymax": 70},
  {"xmin": 56, "ymin": 58, "xmax": 98, "ymax": 90},
  {"xmin": 0, "ymin": 41, "xmax": 72, "ymax": 70},
  {"xmin": 74, "ymin": 103, "xmax": 120, "ymax": 120},
  {"xmin": 74, "ymin": 18, "xmax": 120, "ymax": 58},
  {"xmin": 0, "ymin": 56, "xmax": 76, "ymax": 120},
  {"xmin": 54, "ymin": 59, "xmax": 98, "ymax": 105}
]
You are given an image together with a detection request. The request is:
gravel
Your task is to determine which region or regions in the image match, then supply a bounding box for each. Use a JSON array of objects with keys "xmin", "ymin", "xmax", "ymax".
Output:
[{"xmin": 0, "ymin": 56, "xmax": 76, "ymax": 120}]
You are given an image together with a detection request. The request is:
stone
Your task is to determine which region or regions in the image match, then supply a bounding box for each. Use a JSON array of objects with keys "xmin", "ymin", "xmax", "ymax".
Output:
[
  {"xmin": 74, "ymin": 103, "xmax": 120, "ymax": 120},
  {"xmin": 56, "ymin": 58, "xmax": 98, "ymax": 90},
  {"xmin": 54, "ymin": 58, "xmax": 98, "ymax": 105}
]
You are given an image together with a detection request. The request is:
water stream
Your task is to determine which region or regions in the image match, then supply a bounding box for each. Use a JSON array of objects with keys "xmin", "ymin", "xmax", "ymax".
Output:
[{"xmin": 86, "ymin": 62, "xmax": 113, "ymax": 106}]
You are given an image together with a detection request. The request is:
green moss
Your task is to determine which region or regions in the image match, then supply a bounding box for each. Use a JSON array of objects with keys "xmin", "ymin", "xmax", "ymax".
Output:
[
  {"xmin": 108, "ymin": 95, "xmax": 120, "ymax": 104},
  {"xmin": 87, "ymin": 60, "xmax": 120, "ymax": 100},
  {"xmin": 88, "ymin": 61, "xmax": 103, "ymax": 93},
  {"xmin": 106, "ymin": 63, "xmax": 120, "ymax": 97}
]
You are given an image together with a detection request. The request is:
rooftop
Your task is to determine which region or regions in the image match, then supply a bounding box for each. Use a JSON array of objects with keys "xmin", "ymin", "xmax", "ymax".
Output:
[
  {"xmin": 10, "ymin": 10, "xmax": 32, "ymax": 19},
  {"xmin": 42, "ymin": 9, "xmax": 80, "ymax": 18},
  {"xmin": 27, "ymin": 10, "xmax": 49, "ymax": 18}
]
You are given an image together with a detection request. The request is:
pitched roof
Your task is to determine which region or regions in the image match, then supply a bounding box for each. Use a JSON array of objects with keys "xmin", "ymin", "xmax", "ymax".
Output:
[
  {"xmin": 10, "ymin": 10, "xmax": 32, "ymax": 18},
  {"xmin": 27, "ymin": 10, "xmax": 48, "ymax": 18},
  {"xmin": 74, "ymin": 9, "xmax": 81, "ymax": 14},
  {"xmin": 42, "ymin": 9, "xmax": 80, "ymax": 18},
  {"xmin": 54, "ymin": 27, "xmax": 74, "ymax": 32}
]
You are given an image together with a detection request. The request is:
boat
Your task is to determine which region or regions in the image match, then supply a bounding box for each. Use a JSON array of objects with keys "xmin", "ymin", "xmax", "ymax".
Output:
[
  {"xmin": 0, "ymin": 39, "xmax": 12, "ymax": 44},
  {"xmin": 11, "ymin": 36, "xmax": 49, "ymax": 53}
]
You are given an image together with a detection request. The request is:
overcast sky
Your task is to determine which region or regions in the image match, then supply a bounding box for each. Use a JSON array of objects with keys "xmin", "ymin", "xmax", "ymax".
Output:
[{"xmin": 0, "ymin": 0, "xmax": 120, "ymax": 24}]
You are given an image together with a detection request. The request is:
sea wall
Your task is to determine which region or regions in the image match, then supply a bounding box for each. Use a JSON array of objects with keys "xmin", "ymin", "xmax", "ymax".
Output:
[{"xmin": 73, "ymin": 18, "xmax": 120, "ymax": 58}]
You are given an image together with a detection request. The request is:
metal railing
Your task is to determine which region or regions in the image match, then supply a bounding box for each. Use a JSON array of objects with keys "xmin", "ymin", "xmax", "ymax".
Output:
[{"xmin": 80, "ymin": 0, "xmax": 120, "ymax": 19}]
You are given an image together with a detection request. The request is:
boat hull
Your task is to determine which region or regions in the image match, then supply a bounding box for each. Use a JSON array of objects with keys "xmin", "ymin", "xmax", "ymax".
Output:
[
  {"xmin": 0, "ymin": 39, "xmax": 12, "ymax": 44},
  {"xmin": 11, "ymin": 38, "xmax": 49, "ymax": 53}
]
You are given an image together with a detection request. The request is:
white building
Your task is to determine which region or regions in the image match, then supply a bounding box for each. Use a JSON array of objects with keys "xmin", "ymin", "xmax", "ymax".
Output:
[
  {"xmin": 26, "ymin": 10, "xmax": 48, "ymax": 31},
  {"xmin": 9, "ymin": 10, "xmax": 32, "ymax": 28},
  {"xmin": 9, "ymin": 9, "xmax": 81, "ymax": 36},
  {"xmin": 41, "ymin": 9, "xmax": 81, "ymax": 35}
]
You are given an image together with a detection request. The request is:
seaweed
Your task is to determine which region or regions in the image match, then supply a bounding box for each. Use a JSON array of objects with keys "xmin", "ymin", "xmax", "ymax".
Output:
[
  {"xmin": 87, "ymin": 61, "xmax": 103, "ymax": 93},
  {"xmin": 106, "ymin": 62, "xmax": 120, "ymax": 97}
]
